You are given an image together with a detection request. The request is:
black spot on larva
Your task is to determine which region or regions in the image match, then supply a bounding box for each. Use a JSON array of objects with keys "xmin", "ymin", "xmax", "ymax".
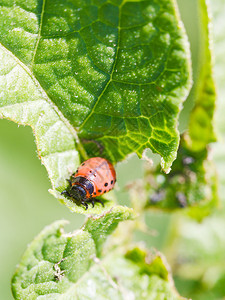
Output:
[
  {"xmin": 94, "ymin": 192, "xmax": 96, "ymax": 195},
  {"xmin": 104, "ymin": 183, "xmax": 108, "ymax": 187},
  {"xmin": 104, "ymin": 190, "xmax": 106, "ymax": 193},
  {"xmin": 98, "ymin": 189, "xmax": 102, "ymax": 193},
  {"xmin": 81, "ymin": 163, "xmax": 85, "ymax": 166},
  {"xmin": 111, "ymin": 180, "xmax": 114, "ymax": 184},
  {"xmin": 89, "ymin": 170, "xmax": 92, "ymax": 173}
]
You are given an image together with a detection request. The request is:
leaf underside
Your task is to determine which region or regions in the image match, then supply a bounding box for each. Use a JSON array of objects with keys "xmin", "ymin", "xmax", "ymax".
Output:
[
  {"xmin": 0, "ymin": 0, "xmax": 191, "ymax": 214},
  {"xmin": 11, "ymin": 214, "xmax": 185, "ymax": 300}
]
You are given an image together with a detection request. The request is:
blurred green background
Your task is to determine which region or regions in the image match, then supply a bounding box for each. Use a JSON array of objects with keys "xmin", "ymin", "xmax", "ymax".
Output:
[{"xmin": 1, "ymin": 0, "xmax": 225, "ymax": 299}]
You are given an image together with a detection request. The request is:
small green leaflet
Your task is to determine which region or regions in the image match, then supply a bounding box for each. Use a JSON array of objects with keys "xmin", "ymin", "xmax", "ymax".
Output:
[{"xmin": 12, "ymin": 212, "xmax": 186, "ymax": 300}]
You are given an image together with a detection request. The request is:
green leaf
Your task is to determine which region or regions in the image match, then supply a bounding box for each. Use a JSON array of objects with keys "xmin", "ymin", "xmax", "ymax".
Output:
[
  {"xmin": 142, "ymin": 0, "xmax": 218, "ymax": 219},
  {"xmin": 125, "ymin": 247, "xmax": 170, "ymax": 280},
  {"xmin": 83, "ymin": 206, "xmax": 135, "ymax": 256},
  {"xmin": 0, "ymin": 45, "xmax": 86, "ymax": 209},
  {"xmin": 166, "ymin": 214, "xmax": 225, "ymax": 299},
  {"xmin": 12, "ymin": 214, "xmax": 186, "ymax": 300},
  {"xmin": 212, "ymin": 0, "xmax": 225, "ymax": 200},
  {"xmin": 185, "ymin": 0, "xmax": 216, "ymax": 151},
  {"xmin": 145, "ymin": 136, "xmax": 218, "ymax": 220},
  {"xmin": 0, "ymin": 0, "xmax": 192, "ymax": 203},
  {"xmin": 166, "ymin": 1, "xmax": 225, "ymax": 298}
]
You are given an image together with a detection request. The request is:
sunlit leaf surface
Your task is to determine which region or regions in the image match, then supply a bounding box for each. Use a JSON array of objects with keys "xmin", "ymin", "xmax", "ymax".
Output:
[{"xmin": 0, "ymin": 0, "xmax": 191, "ymax": 216}]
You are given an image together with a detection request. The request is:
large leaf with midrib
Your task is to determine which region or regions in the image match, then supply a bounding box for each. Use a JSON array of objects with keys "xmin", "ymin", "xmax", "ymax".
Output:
[{"xmin": 0, "ymin": 0, "xmax": 191, "ymax": 213}]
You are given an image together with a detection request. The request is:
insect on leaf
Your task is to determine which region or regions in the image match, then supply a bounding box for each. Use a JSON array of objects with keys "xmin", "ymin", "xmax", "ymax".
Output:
[{"xmin": 0, "ymin": 0, "xmax": 191, "ymax": 214}]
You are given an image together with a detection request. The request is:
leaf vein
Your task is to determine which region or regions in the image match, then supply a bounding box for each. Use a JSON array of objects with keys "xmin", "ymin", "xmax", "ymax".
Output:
[
  {"xmin": 30, "ymin": 0, "xmax": 46, "ymax": 68},
  {"xmin": 78, "ymin": 1, "xmax": 125, "ymax": 131}
]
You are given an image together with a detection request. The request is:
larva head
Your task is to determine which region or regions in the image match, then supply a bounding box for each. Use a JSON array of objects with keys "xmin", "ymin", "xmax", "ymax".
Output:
[{"xmin": 70, "ymin": 185, "xmax": 87, "ymax": 201}]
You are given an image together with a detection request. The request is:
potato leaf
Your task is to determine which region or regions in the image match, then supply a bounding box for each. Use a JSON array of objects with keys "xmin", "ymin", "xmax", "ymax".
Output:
[
  {"xmin": 0, "ymin": 0, "xmax": 191, "ymax": 214},
  {"xmin": 11, "ymin": 212, "xmax": 186, "ymax": 300}
]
